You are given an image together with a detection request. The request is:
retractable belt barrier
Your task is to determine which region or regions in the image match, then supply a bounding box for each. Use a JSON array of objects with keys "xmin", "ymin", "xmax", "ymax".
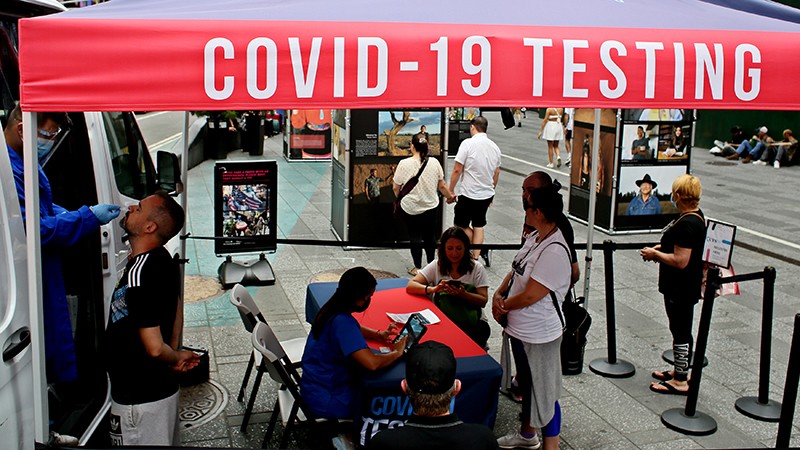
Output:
[{"xmin": 594, "ymin": 241, "xmax": 785, "ymax": 437}]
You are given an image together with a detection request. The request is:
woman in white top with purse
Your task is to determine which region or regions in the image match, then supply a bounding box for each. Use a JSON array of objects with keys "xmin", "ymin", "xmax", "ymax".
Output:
[
  {"xmin": 492, "ymin": 181, "xmax": 571, "ymax": 450},
  {"xmin": 393, "ymin": 134, "xmax": 454, "ymax": 275}
]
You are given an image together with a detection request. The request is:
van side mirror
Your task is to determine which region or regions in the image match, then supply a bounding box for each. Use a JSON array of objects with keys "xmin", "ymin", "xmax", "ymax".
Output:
[{"xmin": 157, "ymin": 151, "xmax": 183, "ymax": 195}]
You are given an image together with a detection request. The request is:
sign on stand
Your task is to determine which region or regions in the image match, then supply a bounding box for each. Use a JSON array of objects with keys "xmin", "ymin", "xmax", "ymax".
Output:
[{"xmin": 703, "ymin": 219, "xmax": 736, "ymax": 268}]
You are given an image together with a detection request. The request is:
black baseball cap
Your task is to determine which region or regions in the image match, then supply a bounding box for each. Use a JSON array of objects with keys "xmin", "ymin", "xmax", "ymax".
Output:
[{"xmin": 406, "ymin": 341, "xmax": 456, "ymax": 394}]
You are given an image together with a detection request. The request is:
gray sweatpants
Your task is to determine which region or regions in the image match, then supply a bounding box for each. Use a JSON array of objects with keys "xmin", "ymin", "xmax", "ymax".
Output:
[{"xmin": 109, "ymin": 390, "xmax": 180, "ymax": 446}]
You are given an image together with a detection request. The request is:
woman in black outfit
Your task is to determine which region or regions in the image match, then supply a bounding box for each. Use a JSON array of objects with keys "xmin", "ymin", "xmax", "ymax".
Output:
[{"xmin": 640, "ymin": 174, "xmax": 705, "ymax": 395}]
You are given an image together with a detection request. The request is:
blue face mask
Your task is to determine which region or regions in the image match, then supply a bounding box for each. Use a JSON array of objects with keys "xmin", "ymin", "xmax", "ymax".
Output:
[
  {"xmin": 670, "ymin": 193, "xmax": 678, "ymax": 208},
  {"xmin": 37, "ymin": 137, "xmax": 55, "ymax": 162}
]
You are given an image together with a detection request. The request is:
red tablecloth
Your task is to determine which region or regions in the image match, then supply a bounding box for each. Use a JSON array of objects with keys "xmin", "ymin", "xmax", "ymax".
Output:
[{"xmin": 353, "ymin": 288, "xmax": 485, "ymax": 358}]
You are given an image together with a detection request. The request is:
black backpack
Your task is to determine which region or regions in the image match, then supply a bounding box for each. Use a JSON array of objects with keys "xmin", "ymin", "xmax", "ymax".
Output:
[
  {"xmin": 558, "ymin": 289, "xmax": 592, "ymax": 375},
  {"xmin": 546, "ymin": 242, "xmax": 593, "ymax": 375}
]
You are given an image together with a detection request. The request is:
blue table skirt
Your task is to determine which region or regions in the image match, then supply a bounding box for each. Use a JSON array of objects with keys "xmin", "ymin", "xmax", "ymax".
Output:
[{"xmin": 305, "ymin": 278, "xmax": 501, "ymax": 447}]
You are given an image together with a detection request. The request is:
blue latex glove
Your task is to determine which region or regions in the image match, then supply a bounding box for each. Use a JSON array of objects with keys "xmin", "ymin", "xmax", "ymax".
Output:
[{"xmin": 91, "ymin": 204, "xmax": 121, "ymax": 224}]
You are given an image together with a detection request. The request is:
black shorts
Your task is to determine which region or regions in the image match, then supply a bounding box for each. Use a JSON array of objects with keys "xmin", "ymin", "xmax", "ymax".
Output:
[
  {"xmin": 453, "ymin": 195, "xmax": 493, "ymax": 228},
  {"xmin": 565, "ymin": 129, "xmax": 573, "ymax": 140}
]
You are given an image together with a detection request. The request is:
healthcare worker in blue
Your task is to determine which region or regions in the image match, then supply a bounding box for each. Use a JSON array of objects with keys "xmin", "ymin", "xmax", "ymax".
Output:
[{"xmin": 4, "ymin": 105, "xmax": 120, "ymax": 383}]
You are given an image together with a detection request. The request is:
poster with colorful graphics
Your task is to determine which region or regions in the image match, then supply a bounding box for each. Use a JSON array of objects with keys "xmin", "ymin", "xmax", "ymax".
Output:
[{"xmin": 214, "ymin": 160, "xmax": 277, "ymax": 254}]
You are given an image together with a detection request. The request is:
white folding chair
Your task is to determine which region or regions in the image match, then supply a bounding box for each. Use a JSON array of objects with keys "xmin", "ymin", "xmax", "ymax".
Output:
[
  {"xmin": 229, "ymin": 284, "xmax": 305, "ymax": 427},
  {"xmin": 251, "ymin": 321, "xmax": 321, "ymax": 449}
]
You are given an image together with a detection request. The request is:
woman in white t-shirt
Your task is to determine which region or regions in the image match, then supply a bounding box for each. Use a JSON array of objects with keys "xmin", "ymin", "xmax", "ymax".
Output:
[
  {"xmin": 493, "ymin": 182, "xmax": 571, "ymax": 450},
  {"xmin": 393, "ymin": 134, "xmax": 454, "ymax": 275},
  {"xmin": 406, "ymin": 226, "xmax": 490, "ymax": 347}
]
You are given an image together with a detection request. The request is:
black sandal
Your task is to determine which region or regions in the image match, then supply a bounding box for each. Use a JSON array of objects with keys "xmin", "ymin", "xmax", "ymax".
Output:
[{"xmin": 651, "ymin": 370, "xmax": 673, "ymax": 382}]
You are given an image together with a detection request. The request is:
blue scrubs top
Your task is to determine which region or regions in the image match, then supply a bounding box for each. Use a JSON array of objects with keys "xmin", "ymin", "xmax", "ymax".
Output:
[{"xmin": 301, "ymin": 314, "xmax": 367, "ymax": 419}]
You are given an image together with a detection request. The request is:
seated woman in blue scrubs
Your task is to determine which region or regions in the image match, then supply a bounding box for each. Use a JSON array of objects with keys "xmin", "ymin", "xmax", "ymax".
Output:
[{"xmin": 301, "ymin": 267, "xmax": 407, "ymax": 419}]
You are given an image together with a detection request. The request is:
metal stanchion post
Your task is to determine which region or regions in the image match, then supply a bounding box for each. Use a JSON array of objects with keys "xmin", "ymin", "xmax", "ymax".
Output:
[
  {"xmin": 776, "ymin": 313, "xmax": 800, "ymax": 448},
  {"xmin": 735, "ymin": 267, "xmax": 781, "ymax": 422},
  {"xmin": 661, "ymin": 267, "xmax": 719, "ymax": 436},
  {"xmin": 589, "ymin": 240, "xmax": 635, "ymax": 378}
]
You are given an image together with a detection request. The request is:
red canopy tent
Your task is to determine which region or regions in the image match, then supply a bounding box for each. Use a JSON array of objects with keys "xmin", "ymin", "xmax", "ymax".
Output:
[
  {"xmin": 17, "ymin": 0, "xmax": 800, "ymax": 111},
  {"xmin": 14, "ymin": 0, "xmax": 800, "ymax": 442}
]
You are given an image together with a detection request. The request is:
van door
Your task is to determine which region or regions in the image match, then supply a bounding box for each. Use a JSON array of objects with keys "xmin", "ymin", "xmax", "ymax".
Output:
[{"xmin": 0, "ymin": 126, "xmax": 34, "ymax": 448}]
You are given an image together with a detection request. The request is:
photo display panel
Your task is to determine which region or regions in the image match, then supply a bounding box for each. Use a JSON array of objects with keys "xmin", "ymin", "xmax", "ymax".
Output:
[
  {"xmin": 615, "ymin": 113, "xmax": 693, "ymax": 231},
  {"xmin": 348, "ymin": 109, "xmax": 445, "ymax": 242},
  {"xmin": 214, "ymin": 160, "xmax": 277, "ymax": 254}
]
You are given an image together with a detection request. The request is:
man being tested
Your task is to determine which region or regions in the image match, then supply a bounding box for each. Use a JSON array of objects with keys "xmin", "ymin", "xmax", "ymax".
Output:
[{"xmin": 105, "ymin": 191, "xmax": 200, "ymax": 446}]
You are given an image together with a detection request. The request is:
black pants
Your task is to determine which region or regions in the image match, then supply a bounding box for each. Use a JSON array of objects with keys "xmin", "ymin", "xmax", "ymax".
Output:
[
  {"xmin": 664, "ymin": 295, "xmax": 696, "ymax": 381},
  {"xmin": 402, "ymin": 208, "xmax": 437, "ymax": 269}
]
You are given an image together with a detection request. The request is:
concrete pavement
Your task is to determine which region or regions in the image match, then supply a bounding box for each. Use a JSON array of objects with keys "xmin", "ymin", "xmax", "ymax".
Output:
[{"xmin": 174, "ymin": 111, "xmax": 800, "ymax": 449}]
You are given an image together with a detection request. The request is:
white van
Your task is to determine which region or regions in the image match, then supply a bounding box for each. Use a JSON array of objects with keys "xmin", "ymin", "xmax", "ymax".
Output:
[{"xmin": 0, "ymin": 1, "xmax": 182, "ymax": 447}]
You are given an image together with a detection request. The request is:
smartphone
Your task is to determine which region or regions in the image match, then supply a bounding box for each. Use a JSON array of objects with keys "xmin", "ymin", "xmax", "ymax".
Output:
[
  {"xmin": 448, "ymin": 279, "xmax": 463, "ymax": 288},
  {"xmin": 393, "ymin": 313, "xmax": 428, "ymax": 352}
]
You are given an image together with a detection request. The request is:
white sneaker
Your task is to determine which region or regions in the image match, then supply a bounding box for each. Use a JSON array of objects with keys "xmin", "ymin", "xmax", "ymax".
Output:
[
  {"xmin": 546, "ymin": 163, "xmax": 554, "ymax": 168},
  {"xmin": 752, "ymin": 160, "xmax": 767, "ymax": 165},
  {"xmin": 774, "ymin": 161, "xmax": 781, "ymax": 169},
  {"xmin": 331, "ymin": 434, "xmax": 355, "ymax": 450},
  {"xmin": 497, "ymin": 430, "xmax": 541, "ymax": 449}
]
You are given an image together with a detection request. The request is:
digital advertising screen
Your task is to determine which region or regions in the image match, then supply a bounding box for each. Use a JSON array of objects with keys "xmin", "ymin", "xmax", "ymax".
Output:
[{"xmin": 214, "ymin": 160, "xmax": 277, "ymax": 254}]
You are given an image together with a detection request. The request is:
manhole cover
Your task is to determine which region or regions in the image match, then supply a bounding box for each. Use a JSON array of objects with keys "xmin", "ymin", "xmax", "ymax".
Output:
[
  {"xmin": 308, "ymin": 268, "xmax": 400, "ymax": 284},
  {"xmin": 706, "ymin": 160, "xmax": 737, "ymax": 166},
  {"xmin": 184, "ymin": 276, "xmax": 223, "ymax": 303},
  {"xmin": 179, "ymin": 379, "xmax": 228, "ymax": 429}
]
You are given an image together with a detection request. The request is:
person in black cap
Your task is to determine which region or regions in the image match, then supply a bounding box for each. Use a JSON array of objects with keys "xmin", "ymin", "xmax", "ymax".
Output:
[
  {"xmin": 367, "ymin": 341, "xmax": 498, "ymax": 450},
  {"xmin": 711, "ymin": 125, "xmax": 746, "ymax": 157},
  {"xmin": 625, "ymin": 173, "xmax": 662, "ymax": 216}
]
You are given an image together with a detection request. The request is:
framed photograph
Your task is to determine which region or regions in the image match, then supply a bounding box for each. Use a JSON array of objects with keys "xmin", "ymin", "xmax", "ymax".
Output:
[
  {"xmin": 614, "ymin": 165, "xmax": 687, "ymax": 230},
  {"xmin": 656, "ymin": 124, "xmax": 691, "ymax": 161},
  {"xmin": 621, "ymin": 124, "xmax": 658, "ymax": 162},
  {"xmin": 622, "ymin": 109, "xmax": 686, "ymax": 122},
  {"xmin": 287, "ymin": 109, "xmax": 332, "ymax": 160},
  {"xmin": 377, "ymin": 110, "xmax": 442, "ymax": 157}
]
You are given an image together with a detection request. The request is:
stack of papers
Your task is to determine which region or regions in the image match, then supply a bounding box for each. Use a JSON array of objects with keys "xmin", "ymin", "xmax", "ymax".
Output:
[{"xmin": 386, "ymin": 309, "xmax": 440, "ymax": 325}]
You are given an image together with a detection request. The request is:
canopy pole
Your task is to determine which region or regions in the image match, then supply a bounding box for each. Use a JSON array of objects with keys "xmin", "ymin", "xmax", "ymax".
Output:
[
  {"xmin": 23, "ymin": 111, "xmax": 48, "ymax": 443},
  {"xmin": 581, "ymin": 108, "xmax": 602, "ymax": 308},
  {"xmin": 179, "ymin": 112, "xmax": 190, "ymax": 303}
]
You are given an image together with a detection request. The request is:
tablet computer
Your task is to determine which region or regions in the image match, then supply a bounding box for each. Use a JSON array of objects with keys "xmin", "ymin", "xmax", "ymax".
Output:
[{"xmin": 393, "ymin": 312, "xmax": 428, "ymax": 353}]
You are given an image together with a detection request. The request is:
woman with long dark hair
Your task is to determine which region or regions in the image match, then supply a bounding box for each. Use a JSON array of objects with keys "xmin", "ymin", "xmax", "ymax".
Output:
[
  {"xmin": 493, "ymin": 181, "xmax": 572, "ymax": 450},
  {"xmin": 301, "ymin": 267, "xmax": 406, "ymax": 420},
  {"xmin": 394, "ymin": 134, "xmax": 453, "ymax": 275},
  {"xmin": 406, "ymin": 226, "xmax": 490, "ymax": 347}
]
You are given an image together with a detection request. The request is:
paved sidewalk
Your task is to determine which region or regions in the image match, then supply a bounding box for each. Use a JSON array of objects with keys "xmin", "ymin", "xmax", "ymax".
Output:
[{"xmin": 176, "ymin": 112, "xmax": 800, "ymax": 449}]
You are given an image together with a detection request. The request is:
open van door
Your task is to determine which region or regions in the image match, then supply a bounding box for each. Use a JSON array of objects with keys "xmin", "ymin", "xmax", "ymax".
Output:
[{"xmin": 0, "ymin": 118, "xmax": 34, "ymax": 449}]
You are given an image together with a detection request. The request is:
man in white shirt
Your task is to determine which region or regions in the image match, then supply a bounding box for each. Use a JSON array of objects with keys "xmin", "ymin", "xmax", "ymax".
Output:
[{"xmin": 448, "ymin": 116, "xmax": 502, "ymax": 266}]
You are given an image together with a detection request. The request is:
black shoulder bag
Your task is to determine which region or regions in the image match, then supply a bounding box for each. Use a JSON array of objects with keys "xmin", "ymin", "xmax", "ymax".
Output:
[{"xmin": 393, "ymin": 157, "xmax": 428, "ymax": 218}]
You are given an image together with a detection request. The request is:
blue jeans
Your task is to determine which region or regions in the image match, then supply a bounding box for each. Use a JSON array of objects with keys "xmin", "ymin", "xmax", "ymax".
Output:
[{"xmin": 736, "ymin": 141, "xmax": 766, "ymax": 159}]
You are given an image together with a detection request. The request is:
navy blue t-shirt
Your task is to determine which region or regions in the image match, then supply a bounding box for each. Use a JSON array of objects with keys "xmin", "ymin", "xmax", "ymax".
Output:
[{"xmin": 105, "ymin": 247, "xmax": 180, "ymax": 405}]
